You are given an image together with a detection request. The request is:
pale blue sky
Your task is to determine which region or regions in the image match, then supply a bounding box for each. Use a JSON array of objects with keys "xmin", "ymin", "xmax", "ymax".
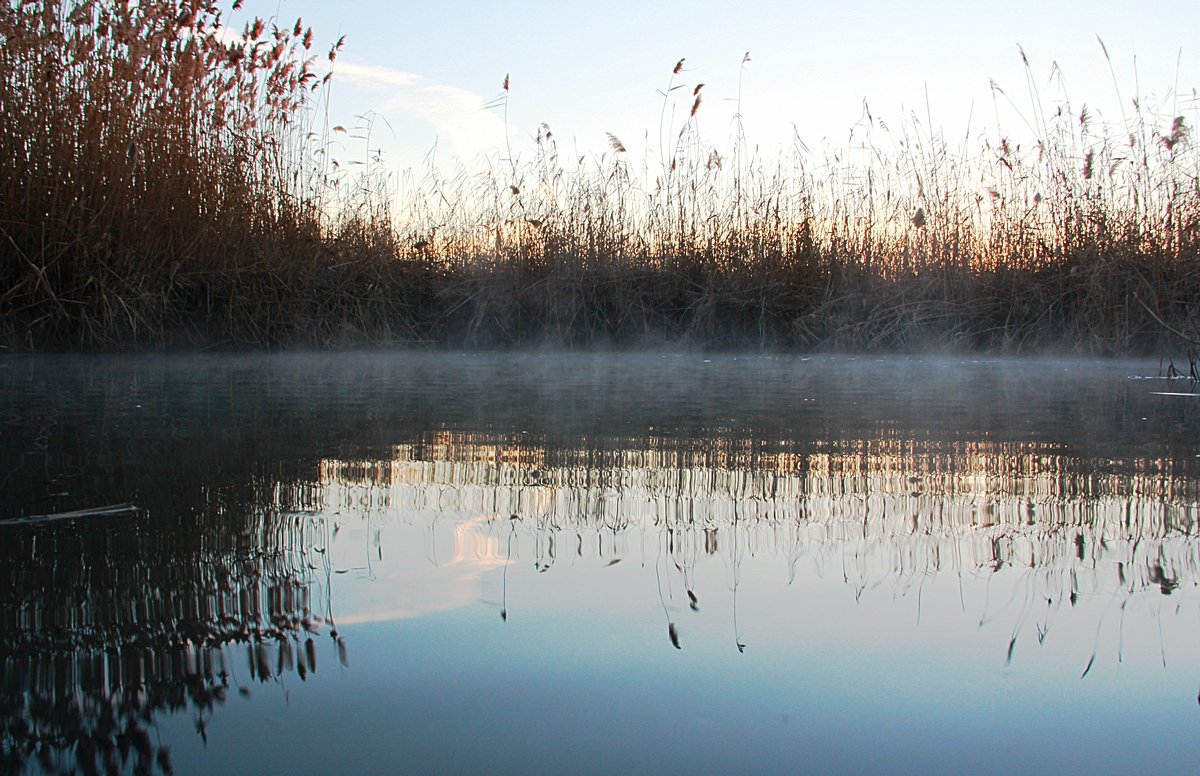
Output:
[{"xmin": 245, "ymin": 0, "xmax": 1199, "ymax": 175}]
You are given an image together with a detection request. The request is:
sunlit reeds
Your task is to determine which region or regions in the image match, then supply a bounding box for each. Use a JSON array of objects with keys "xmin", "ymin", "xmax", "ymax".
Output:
[
  {"xmin": 2, "ymin": 5, "xmax": 1197, "ymax": 351},
  {"xmin": 0, "ymin": 0, "xmax": 347, "ymax": 345},
  {"xmin": 401, "ymin": 52, "xmax": 1199, "ymax": 352}
]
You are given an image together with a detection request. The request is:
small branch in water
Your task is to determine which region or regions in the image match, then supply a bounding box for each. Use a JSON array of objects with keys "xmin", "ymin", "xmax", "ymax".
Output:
[{"xmin": 0, "ymin": 503, "xmax": 139, "ymax": 527}]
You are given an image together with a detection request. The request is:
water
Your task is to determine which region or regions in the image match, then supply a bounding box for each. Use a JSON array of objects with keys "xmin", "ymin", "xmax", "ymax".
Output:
[{"xmin": 1, "ymin": 352, "xmax": 1198, "ymax": 775}]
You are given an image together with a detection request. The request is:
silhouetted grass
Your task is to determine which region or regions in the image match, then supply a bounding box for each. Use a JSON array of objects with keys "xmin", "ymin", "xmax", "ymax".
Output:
[
  {"xmin": 1, "ymin": 2, "xmax": 1197, "ymax": 352},
  {"xmin": 405, "ymin": 50, "xmax": 1199, "ymax": 354}
]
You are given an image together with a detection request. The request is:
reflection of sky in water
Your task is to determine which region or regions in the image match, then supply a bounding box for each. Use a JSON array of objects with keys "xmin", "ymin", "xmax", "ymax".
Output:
[
  {"xmin": 3, "ymin": 353, "xmax": 1199, "ymax": 773},
  {"xmin": 316, "ymin": 436, "xmax": 1198, "ymax": 625},
  {"xmin": 328, "ymin": 515, "xmax": 506, "ymax": 626},
  {"xmin": 202, "ymin": 427, "xmax": 1199, "ymax": 774}
]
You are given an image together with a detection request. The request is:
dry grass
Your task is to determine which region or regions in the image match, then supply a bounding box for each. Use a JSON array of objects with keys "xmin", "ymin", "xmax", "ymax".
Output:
[
  {"xmin": 393, "ymin": 50, "xmax": 1199, "ymax": 354},
  {"xmin": 0, "ymin": 0, "xmax": 345, "ymax": 346},
  {"xmin": 1, "ymin": 5, "xmax": 1197, "ymax": 353}
]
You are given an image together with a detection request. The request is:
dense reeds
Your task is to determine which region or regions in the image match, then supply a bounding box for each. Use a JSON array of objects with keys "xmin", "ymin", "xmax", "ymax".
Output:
[
  {"xmin": 1, "ymin": 2, "xmax": 1198, "ymax": 352},
  {"xmin": 0, "ymin": 0, "xmax": 348, "ymax": 346},
  {"xmin": 408, "ymin": 56, "xmax": 1200, "ymax": 354}
]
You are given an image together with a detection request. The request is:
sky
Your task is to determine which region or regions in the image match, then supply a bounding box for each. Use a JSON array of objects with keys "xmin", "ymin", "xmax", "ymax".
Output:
[{"xmin": 239, "ymin": 0, "xmax": 1200, "ymax": 177}]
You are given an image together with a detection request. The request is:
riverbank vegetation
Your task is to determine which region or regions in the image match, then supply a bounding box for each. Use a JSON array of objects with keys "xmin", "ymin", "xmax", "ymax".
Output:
[{"xmin": 1, "ymin": 0, "xmax": 1198, "ymax": 353}]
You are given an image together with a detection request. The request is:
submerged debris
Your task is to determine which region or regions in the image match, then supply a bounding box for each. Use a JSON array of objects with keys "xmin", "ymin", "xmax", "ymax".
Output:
[{"xmin": 0, "ymin": 503, "xmax": 139, "ymax": 527}]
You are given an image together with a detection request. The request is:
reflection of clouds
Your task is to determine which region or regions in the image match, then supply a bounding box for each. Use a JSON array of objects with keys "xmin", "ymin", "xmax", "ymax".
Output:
[
  {"xmin": 331, "ymin": 514, "xmax": 505, "ymax": 626},
  {"xmin": 450, "ymin": 516, "xmax": 506, "ymax": 566},
  {"xmin": 317, "ymin": 432, "xmax": 1200, "ymax": 598},
  {"xmin": 334, "ymin": 61, "xmax": 507, "ymax": 158},
  {"xmin": 321, "ymin": 438, "xmax": 1200, "ymax": 539},
  {"xmin": 313, "ymin": 438, "xmax": 1200, "ymax": 669}
]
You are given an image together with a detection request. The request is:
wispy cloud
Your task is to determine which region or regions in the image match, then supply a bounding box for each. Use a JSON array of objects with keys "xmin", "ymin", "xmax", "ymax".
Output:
[
  {"xmin": 333, "ymin": 61, "xmax": 507, "ymax": 159},
  {"xmin": 335, "ymin": 61, "xmax": 421, "ymax": 89}
]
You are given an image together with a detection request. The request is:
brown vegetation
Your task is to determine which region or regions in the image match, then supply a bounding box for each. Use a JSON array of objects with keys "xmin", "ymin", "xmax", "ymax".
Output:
[{"xmin": 1, "ymin": 2, "xmax": 1197, "ymax": 352}]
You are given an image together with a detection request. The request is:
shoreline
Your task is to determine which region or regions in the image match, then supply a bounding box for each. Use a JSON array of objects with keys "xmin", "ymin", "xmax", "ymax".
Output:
[{"xmin": 3, "ymin": 255, "xmax": 1197, "ymax": 356}]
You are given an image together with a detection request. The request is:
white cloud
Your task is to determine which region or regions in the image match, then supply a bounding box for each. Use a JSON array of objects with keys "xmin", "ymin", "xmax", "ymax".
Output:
[
  {"xmin": 335, "ymin": 61, "xmax": 421, "ymax": 89},
  {"xmin": 203, "ymin": 25, "xmax": 506, "ymax": 165},
  {"xmin": 333, "ymin": 60, "xmax": 508, "ymax": 159}
]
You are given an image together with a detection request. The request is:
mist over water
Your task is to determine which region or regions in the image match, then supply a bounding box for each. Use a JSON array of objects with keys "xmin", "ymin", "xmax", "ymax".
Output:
[{"xmin": 2, "ymin": 352, "xmax": 1198, "ymax": 774}]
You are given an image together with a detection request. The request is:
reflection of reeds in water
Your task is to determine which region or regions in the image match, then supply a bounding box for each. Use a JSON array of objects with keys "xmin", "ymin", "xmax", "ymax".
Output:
[
  {"xmin": 317, "ymin": 432, "xmax": 1200, "ymax": 666},
  {"xmin": 0, "ymin": 633, "xmax": 332, "ymax": 775},
  {"xmin": 0, "ymin": 509, "xmax": 321, "ymax": 652},
  {"xmin": 316, "ymin": 434, "xmax": 1200, "ymax": 671},
  {"xmin": 0, "ymin": 501, "xmax": 331, "ymax": 774},
  {"xmin": 318, "ymin": 433, "xmax": 1200, "ymax": 589}
]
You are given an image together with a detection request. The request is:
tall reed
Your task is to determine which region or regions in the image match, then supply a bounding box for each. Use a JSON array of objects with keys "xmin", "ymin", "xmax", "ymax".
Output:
[
  {"xmin": 1, "ymin": 9, "xmax": 1197, "ymax": 353},
  {"xmin": 402, "ymin": 55, "xmax": 1199, "ymax": 353},
  {"xmin": 0, "ymin": 0, "xmax": 341, "ymax": 345}
]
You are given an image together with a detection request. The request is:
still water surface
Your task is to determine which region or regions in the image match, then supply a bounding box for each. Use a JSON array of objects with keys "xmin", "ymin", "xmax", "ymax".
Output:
[{"xmin": 1, "ymin": 352, "xmax": 1199, "ymax": 774}]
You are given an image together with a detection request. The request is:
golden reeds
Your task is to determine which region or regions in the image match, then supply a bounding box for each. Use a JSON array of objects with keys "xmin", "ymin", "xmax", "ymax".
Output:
[
  {"xmin": 1, "ymin": 8, "xmax": 1197, "ymax": 353},
  {"xmin": 0, "ymin": 0, "xmax": 335, "ymax": 346},
  {"xmin": 383, "ymin": 54, "xmax": 1199, "ymax": 353}
]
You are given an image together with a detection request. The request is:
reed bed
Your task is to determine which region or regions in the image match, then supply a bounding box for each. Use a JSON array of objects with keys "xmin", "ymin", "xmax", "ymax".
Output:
[{"xmin": 2, "ymin": 2, "xmax": 1198, "ymax": 353}]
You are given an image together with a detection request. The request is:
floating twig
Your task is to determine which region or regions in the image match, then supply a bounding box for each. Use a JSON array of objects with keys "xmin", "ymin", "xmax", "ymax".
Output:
[{"xmin": 1, "ymin": 503, "xmax": 139, "ymax": 527}]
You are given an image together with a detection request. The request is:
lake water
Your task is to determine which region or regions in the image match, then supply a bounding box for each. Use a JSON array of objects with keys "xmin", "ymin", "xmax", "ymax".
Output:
[{"xmin": 1, "ymin": 352, "xmax": 1199, "ymax": 774}]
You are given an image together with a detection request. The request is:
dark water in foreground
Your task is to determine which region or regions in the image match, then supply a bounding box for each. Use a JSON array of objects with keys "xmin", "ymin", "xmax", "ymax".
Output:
[{"xmin": 1, "ymin": 352, "xmax": 1199, "ymax": 775}]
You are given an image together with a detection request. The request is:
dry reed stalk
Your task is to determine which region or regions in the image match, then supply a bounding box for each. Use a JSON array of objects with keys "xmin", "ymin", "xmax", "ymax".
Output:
[{"xmin": 1, "ymin": 10, "xmax": 1197, "ymax": 352}]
